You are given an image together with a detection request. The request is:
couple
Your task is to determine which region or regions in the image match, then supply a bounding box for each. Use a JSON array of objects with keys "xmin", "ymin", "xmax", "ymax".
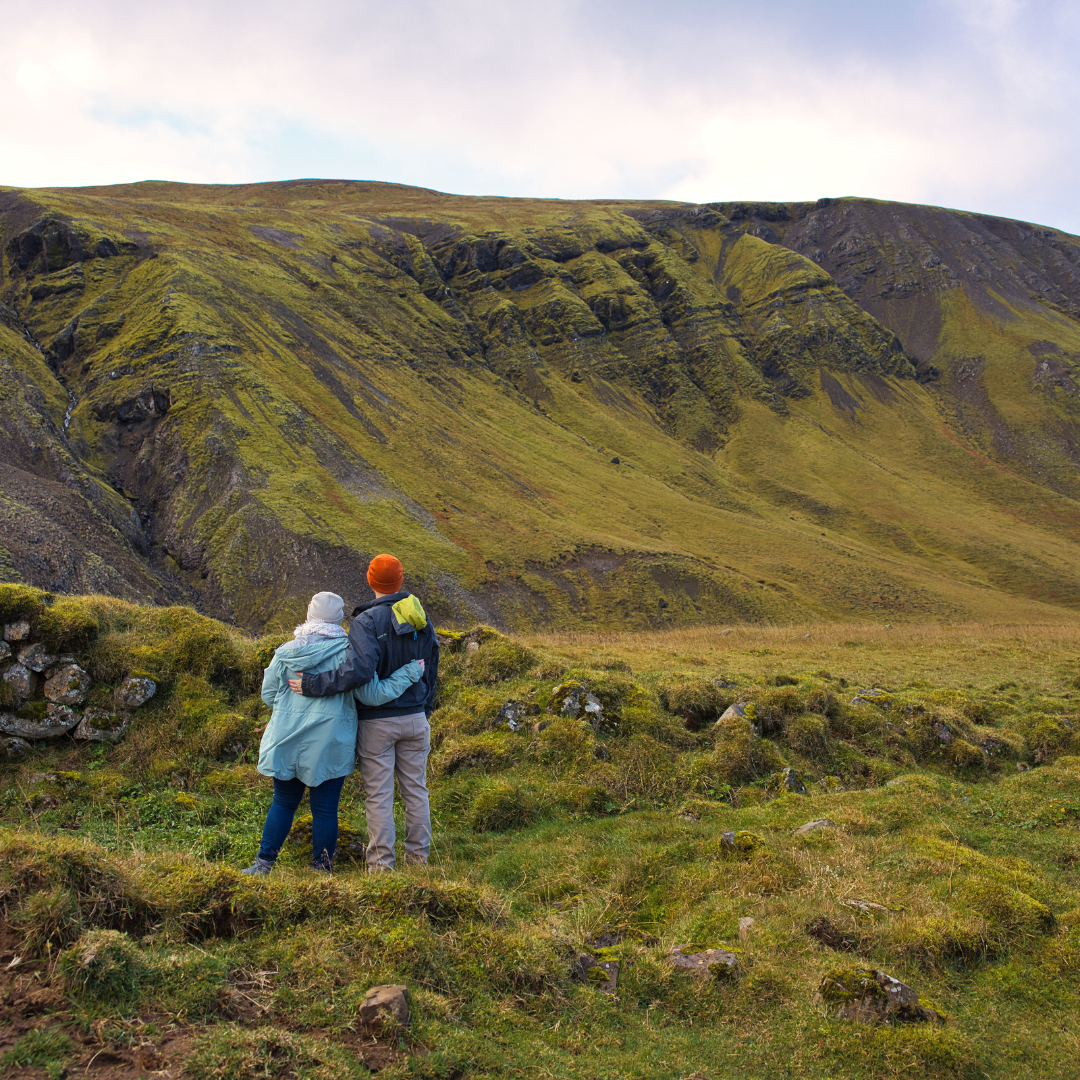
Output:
[{"xmin": 243, "ymin": 554, "xmax": 440, "ymax": 874}]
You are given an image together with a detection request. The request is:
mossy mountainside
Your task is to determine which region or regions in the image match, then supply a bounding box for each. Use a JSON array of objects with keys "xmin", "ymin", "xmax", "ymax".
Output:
[
  {"xmin": 2, "ymin": 589, "xmax": 1080, "ymax": 1078},
  {"xmin": 3, "ymin": 182, "xmax": 1080, "ymax": 629}
]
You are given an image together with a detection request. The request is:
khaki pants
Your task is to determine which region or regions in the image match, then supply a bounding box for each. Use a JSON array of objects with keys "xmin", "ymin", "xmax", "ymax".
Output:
[{"xmin": 358, "ymin": 711, "xmax": 431, "ymax": 870}]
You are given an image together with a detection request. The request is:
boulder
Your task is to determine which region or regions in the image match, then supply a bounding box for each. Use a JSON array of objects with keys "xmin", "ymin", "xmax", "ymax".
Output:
[
  {"xmin": 74, "ymin": 708, "xmax": 129, "ymax": 744},
  {"xmin": 115, "ymin": 676, "xmax": 156, "ymax": 709},
  {"xmin": 17, "ymin": 644, "xmax": 55, "ymax": 673},
  {"xmin": 0, "ymin": 703, "xmax": 80, "ymax": 740},
  {"xmin": 2, "ymin": 663, "xmax": 37, "ymax": 701},
  {"xmin": 793, "ymin": 818, "xmax": 838, "ymax": 836},
  {"xmin": 669, "ymin": 944, "xmax": 738, "ymax": 978},
  {"xmin": 359, "ymin": 984, "xmax": 410, "ymax": 1028},
  {"xmin": 3, "ymin": 620, "xmax": 30, "ymax": 642},
  {"xmin": 0, "ymin": 736, "xmax": 30, "ymax": 760},
  {"xmin": 573, "ymin": 953, "xmax": 618, "ymax": 994},
  {"xmin": 816, "ymin": 967, "xmax": 943, "ymax": 1024},
  {"xmin": 44, "ymin": 663, "xmax": 91, "ymax": 706}
]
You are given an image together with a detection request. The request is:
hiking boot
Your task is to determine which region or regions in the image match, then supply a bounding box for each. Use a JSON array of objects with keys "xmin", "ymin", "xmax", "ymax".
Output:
[{"xmin": 240, "ymin": 857, "xmax": 274, "ymax": 876}]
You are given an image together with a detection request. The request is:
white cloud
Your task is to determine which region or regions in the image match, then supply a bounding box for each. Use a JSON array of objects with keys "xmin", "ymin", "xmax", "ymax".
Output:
[{"xmin": 1, "ymin": 0, "xmax": 1077, "ymax": 232}]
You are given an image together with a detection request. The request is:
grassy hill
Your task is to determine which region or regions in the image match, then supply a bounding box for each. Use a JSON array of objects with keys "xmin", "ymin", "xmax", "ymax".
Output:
[
  {"xmin": 3, "ymin": 182, "xmax": 1080, "ymax": 629},
  {"xmin": 1, "ymin": 585, "xmax": 1078, "ymax": 1078}
]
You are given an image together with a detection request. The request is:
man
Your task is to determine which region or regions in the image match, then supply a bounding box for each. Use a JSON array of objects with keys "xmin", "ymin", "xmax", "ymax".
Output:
[{"xmin": 288, "ymin": 553, "xmax": 439, "ymax": 870}]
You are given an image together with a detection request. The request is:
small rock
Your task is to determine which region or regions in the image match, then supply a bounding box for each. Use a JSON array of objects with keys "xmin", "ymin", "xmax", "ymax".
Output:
[
  {"xmin": 669, "ymin": 944, "xmax": 738, "ymax": 978},
  {"xmin": 0, "ymin": 641, "xmax": 11, "ymax": 662},
  {"xmin": 817, "ymin": 775, "xmax": 844, "ymax": 792},
  {"xmin": 465, "ymin": 641, "xmax": 480, "ymax": 655},
  {"xmin": 794, "ymin": 818, "xmax": 838, "ymax": 836},
  {"xmin": 738, "ymin": 917, "xmax": 755, "ymax": 941},
  {"xmin": 1, "ymin": 703, "xmax": 81, "ymax": 740},
  {"xmin": 2, "ymin": 663, "xmax": 37, "ymax": 701},
  {"xmin": 573, "ymin": 952, "xmax": 619, "ymax": 994},
  {"xmin": 816, "ymin": 967, "xmax": 943, "ymax": 1024},
  {"xmin": 712, "ymin": 675, "xmax": 736, "ymax": 689},
  {"xmin": 718, "ymin": 702, "xmax": 751, "ymax": 722},
  {"xmin": 934, "ymin": 722, "xmax": 952, "ymax": 745},
  {"xmin": 719, "ymin": 830, "xmax": 767, "ymax": 856},
  {"xmin": 115, "ymin": 676, "xmax": 156, "ymax": 709},
  {"xmin": 359, "ymin": 984, "xmax": 410, "ymax": 1028},
  {"xmin": 766, "ymin": 767, "xmax": 807, "ymax": 796},
  {"xmin": 0, "ymin": 736, "xmax": 30, "ymax": 760},
  {"xmin": 592, "ymin": 744, "xmax": 610, "ymax": 761},
  {"xmin": 74, "ymin": 709, "xmax": 129, "ymax": 744},
  {"xmin": 16, "ymin": 644, "xmax": 55, "ymax": 673},
  {"xmin": 44, "ymin": 663, "xmax": 91, "ymax": 706},
  {"xmin": 531, "ymin": 719, "xmax": 552, "ymax": 734},
  {"xmin": 3, "ymin": 620, "xmax": 30, "ymax": 642},
  {"xmin": 493, "ymin": 700, "xmax": 526, "ymax": 733},
  {"xmin": 1016, "ymin": 762, "xmax": 1031, "ymax": 772}
]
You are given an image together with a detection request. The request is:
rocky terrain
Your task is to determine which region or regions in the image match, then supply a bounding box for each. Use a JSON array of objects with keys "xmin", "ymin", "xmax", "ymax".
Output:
[
  {"xmin": 2, "ymin": 182, "xmax": 1080, "ymax": 629},
  {"xmin": 1, "ymin": 584, "xmax": 1078, "ymax": 1078}
]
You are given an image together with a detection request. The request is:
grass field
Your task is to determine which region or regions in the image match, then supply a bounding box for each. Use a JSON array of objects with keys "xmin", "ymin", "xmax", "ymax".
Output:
[{"xmin": 1, "ymin": 587, "xmax": 1079, "ymax": 1079}]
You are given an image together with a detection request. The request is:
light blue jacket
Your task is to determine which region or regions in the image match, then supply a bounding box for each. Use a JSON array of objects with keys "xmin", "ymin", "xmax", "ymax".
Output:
[{"xmin": 259, "ymin": 634, "xmax": 421, "ymax": 786}]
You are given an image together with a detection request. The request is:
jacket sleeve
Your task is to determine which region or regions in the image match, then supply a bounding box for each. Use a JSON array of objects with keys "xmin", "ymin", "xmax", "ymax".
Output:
[
  {"xmin": 424, "ymin": 631, "xmax": 440, "ymax": 718},
  {"xmin": 261, "ymin": 654, "xmax": 284, "ymax": 708},
  {"xmin": 354, "ymin": 660, "xmax": 423, "ymax": 707},
  {"xmin": 300, "ymin": 616, "xmax": 379, "ymax": 697}
]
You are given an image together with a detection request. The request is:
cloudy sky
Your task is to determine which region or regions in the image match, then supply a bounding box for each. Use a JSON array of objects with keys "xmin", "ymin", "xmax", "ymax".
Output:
[{"xmin": 5, "ymin": 0, "xmax": 1080, "ymax": 231}]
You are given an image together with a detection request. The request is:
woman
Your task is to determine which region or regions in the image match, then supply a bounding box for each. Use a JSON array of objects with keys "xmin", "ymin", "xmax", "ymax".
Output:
[{"xmin": 242, "ymin": 590, "xmax": 423, "ymax": 874}]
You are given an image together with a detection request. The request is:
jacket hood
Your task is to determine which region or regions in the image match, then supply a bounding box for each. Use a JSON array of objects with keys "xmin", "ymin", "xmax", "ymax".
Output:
[
  {"xmin": 391, "ymin": 594, "xmax": 428, "ymax": 634},
  {"xmin": 275, "ymin": 635, "xmax": 349, "ymax": 666}
]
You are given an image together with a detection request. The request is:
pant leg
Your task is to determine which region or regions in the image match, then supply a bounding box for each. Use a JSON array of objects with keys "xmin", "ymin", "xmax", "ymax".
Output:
[
  {"xmin": 307, "ymin": 775, "xmax": 346, "ymax": 870},
  {"xmin": 394, "ymin": 715, "xmax": 432, "ymax": 865},
  {"xmin": 257, "ymin": 777, "xmax": 307, "ymax": 862},
  {"xmin": 358, "ymin": 718, "xmax": 399, "ymax": 870}
]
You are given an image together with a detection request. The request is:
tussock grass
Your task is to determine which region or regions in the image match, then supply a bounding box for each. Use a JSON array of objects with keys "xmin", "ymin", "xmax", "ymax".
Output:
[{"xmin": 3, "ymin": 598, "xmax": 1080, "ymax": 1077}]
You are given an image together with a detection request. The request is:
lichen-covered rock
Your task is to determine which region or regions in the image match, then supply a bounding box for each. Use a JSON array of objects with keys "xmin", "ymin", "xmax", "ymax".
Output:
[
  {"xmin": 74, "ymin": 708, "xmax": 129, "ymax": 744},
  {"xmin": 359, "ymin": 984, "xmax": 410, "ymax": 1028},
  {"xmin": 794, "ymin": 818, "xmax": 838, "ymax": 835},
  {"xmin": 573, "ymin": 952, "xmax": 619, "ymax": 994},
  {"xmin": 0, "ymin": 735, "xmax": 30, "ymax": 760},
  {"xmin": 115, "ymin": 675, "xmax": 157, "ymax": 709},
  {"xmin": 766, "ymin": 766, "xmax": 807, "ymax": 796},
  {"xmin": 0, "ymin": 641, "xmax": 11, "ymax": 662},
  {"xmin": 16, "ymin": 643, "xmax": 55, "ymax": 673},
  {"xmin": 2, "ymin": 662, "xmax": 36, "ymax": 700},
  {"xmin": 44, "ymin": 662, "xmax": 91, "ymax": 706},
  {"xmin": 1, "ymin": 703, "xmax": 81, "ymax": 739},
  {"xmin": 851, "ymin": 688, "xmax": 891, "ymax": 708},
  {"xmin": 718, "ymin": 702, "xmax": 756, "ymax": 723},
  {"xmin": 817, "ymin": 967, "xmax": 943, "ymax": 1023},
  {"xmin": 669, "ymin": 944, "xmax": 739, "ymax": 977},
  {"xmin": 719, "ymin": 830, "xmax": 767, "ymax": 856},
  {"xmin": 3, "ymin": 620, "xmax": 30, "ymax": 642},
  {"xmin": 493, "ymin": 699, "xmax": 535, "ymax": 732}
]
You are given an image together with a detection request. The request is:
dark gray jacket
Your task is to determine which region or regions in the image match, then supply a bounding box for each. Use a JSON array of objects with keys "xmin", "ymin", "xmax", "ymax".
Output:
[{"xmin": 299, "ymin": 591, "xmax": 439, "ymax": 719}]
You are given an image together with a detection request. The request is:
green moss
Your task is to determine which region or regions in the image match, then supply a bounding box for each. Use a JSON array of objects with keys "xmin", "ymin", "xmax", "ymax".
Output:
[
  {"xmin": 58, "ymin": 928, "xmax": 148, "ymax": 1003},
  {"xmin": 38, "ymin": 596, "xmax": 99, "ymax": 652},
  {"xmin": 0, "ymin": 583, "xmax": 48, "ymax": 625},
  {"xmin": 468, "ymin": 781, "xmax": 538, "ymax": 832}
]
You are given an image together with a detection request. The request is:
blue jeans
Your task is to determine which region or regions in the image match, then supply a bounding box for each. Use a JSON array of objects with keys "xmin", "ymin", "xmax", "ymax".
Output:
[{"xmin": 257, "ymin": 775, "xmax": 346, "ymax": 870}]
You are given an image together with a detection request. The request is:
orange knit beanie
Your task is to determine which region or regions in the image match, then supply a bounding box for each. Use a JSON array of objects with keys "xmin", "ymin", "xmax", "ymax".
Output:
[{"xmin": 367, "ymin": 553, "xmax": 404, "ymax": 594}]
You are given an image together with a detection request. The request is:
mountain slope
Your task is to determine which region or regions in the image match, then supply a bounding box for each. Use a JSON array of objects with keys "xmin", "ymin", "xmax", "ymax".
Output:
[{"xmin": 2, "ymin": 181, "xmax": 1080, "ymax": 629}]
